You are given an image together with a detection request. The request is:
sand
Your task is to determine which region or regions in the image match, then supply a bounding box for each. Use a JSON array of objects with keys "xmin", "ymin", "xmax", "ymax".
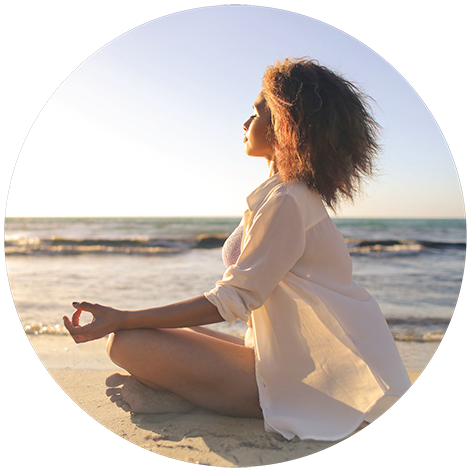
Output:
[
  {"xmin": 29, "ymin": 335, "xmax": 420, "ymax": 467},
  {"xmin": 49, "ymin": 368, "xmax": 334, "ymax": 467}
]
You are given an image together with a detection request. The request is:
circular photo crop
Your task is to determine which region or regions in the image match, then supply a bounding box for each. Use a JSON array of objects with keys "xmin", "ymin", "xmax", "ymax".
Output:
[{"xmin": 4, "ymin": 5, "xmax": 466, "ymax": 468}]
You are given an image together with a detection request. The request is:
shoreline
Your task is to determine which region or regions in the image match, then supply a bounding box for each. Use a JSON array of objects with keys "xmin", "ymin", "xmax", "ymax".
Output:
[{"xmin": 28, "ymin": 333, "xmax": 439, "ymax": 372}]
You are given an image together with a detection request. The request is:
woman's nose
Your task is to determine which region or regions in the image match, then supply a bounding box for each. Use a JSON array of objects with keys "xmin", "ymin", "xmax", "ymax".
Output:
[{"xmin": 243, "ymin": 118, "xmax": 251, "ymax": 131}]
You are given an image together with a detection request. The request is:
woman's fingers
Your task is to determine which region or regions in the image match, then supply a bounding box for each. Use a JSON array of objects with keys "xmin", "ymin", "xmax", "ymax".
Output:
[
  {"xmin": 71, "ymin": 309, "xmax": 82, "ymax": 326},
  {"xmin": 63, "ymin": 315, "xmax": 73, "ymax": 332},
  {"xmin": 63, "ymin": 315, "xmax": 83, "ymax": 341},
  {"xmin": 72, "ymin": 301, "xmax": 95, "ymax": 312},
  {"xmin": 65, "ymin": 301, "xmax": 118, "ymax": 343},
  {"xmin": 63, "ymin": 315, "xmax": 95, "ymax": 343},
  {"xmin": 63, "ymin": 315, "xmax": 85, "ymax": 334}
]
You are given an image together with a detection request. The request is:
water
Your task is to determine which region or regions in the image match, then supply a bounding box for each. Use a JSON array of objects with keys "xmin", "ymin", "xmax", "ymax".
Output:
[{"xmin": 5, "ymin": 217, "xmax": 466, "ymax": 370}]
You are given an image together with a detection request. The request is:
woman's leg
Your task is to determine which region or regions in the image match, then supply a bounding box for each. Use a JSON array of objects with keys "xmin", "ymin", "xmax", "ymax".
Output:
[
  {"xmin": 184, "ymin": 325, "xmax": 245, "ymax": 345},
  {"xmin": 106, "ymin": 327, "xmax": 261, "ymax": 418}
]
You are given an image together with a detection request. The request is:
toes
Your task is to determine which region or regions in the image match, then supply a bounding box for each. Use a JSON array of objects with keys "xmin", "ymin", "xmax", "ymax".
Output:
[
  {"xmin": 108, "ymin": 394, "xmax": 129, "ymax": 410},
  {"xmin": 105, "ymin": 376, "xmax": 133, "ymax": 413},
  {"xmin": 121, "ymin": 402, "xmax": 131, "ymax": 412},
  {"xmin": 109, "ymin": 393, "xmax": 122, "ymax": 404},
  {"xmin": 105, "ymin": 387, "xmax": 121, "ymax": 397},
  {"xmin": 105, "ymin": 372, "xmax": 127, "ymax": 387}
]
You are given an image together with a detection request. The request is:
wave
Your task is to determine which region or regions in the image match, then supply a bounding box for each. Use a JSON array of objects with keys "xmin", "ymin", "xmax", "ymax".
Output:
[
  {"xmin": 386, "ymin": 316, "xmax": 450, "ymax": 327},
  {"xmin": 24, "ymin": 323, "xmax": 69, "ymax": 335},
  {"xmin": 347, "ymin": 239, "xmax": 465, "ymax": 257},
  {"xmin": 391, "ymin": 332, "xmax": 444, "ymax": 342},
  {"xmin": 5, "ymin": 235, "xmax": 465, "ymax": 257},
  {"xmin": 386, "ymin": 317, "xmax": 449, "ymax": 342},
  {"xmin": 22, "ymin": 316, "xmax": 449, "ymax": 342},
  {"xmin": 5, "ymin": 234, "xmax": 229, "ymax": 256}
]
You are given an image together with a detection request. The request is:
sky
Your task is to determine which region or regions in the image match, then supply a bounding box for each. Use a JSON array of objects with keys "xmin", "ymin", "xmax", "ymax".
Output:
[{"xmin": 6, "ymin": 5, "xmax": 465, "ymax": 218}]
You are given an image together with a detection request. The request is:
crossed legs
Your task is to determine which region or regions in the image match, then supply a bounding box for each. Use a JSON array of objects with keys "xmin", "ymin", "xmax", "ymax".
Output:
[{"xmin": 105, "ymin": 326, "xmax": 262, "ymax": 418}]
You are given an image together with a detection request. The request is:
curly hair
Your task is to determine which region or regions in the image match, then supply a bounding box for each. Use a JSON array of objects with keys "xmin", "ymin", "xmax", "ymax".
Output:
[{"xmin": 262, "ymin": 58, "xmax": 381, "ymax": 210}]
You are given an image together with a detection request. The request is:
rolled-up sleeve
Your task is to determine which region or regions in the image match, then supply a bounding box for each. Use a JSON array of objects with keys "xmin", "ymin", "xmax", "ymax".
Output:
[{"xmin": 204, "ymin": 189, "xmax": 306, "ymax": 324}]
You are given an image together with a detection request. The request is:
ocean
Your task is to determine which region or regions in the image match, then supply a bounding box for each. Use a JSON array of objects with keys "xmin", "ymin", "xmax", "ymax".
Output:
[{"xmin": 5, "ymin": 216, "xmax": 466, "ymax": 371}]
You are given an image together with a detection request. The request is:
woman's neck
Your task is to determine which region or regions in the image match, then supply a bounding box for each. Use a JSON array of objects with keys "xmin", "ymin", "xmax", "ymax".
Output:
[{"xmin": 268, "ymin": 159, "xmax": 278, "ymax": 177}]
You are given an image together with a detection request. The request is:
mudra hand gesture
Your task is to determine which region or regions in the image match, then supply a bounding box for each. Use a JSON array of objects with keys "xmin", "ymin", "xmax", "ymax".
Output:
[
  {"xmin": 63, "ymin": 302, "xmax": 123, "ymax": 343},
  {"xmin": 64, "ymin": 296, "xmax": 224, "ymax": 344}
]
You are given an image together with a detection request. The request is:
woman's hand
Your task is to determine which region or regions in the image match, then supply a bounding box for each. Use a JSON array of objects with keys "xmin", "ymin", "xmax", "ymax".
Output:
[
  {"xmin": 63, "ymin": 296, "xmax": 224, "ymax": 343},
  {"xmin": 63, "ymin": 301, "xmax": 126, "ymax": 343}
]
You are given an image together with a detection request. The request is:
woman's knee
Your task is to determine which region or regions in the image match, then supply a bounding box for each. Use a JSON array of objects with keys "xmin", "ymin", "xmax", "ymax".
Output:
[
  {"xmin": 106, "ymin": 331, "xmax": 124, "ymax": 365},
  {"xmin": 106, "ymin": 329, "xmax": 153, "ymax": 366},
  {"xmin": 106, "ymin": 332, "xmax": 118, "ymax": 361}
]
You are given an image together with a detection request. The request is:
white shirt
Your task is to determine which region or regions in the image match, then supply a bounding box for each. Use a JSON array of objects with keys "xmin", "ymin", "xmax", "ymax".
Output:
[{"xmin": 204, "ymin": 174, "xmax": 411, "ymax": 441}]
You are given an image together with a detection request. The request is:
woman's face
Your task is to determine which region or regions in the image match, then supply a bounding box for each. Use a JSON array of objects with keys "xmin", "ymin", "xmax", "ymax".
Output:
[{"xmin": 243, "ymin": 92, "xmax": 274, "ymax": 160}]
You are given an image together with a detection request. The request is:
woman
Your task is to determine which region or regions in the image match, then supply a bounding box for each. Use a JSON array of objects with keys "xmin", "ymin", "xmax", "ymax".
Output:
[{"xmin": 64, "ymin": 58, "xmax": 411, "ymax": 441}]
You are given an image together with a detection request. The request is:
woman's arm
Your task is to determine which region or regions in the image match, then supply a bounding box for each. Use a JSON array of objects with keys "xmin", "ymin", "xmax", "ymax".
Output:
[
  {"xmin": 205, "ymin": 189, "xmax": 306, "ymax": 324},
  {"xmin": 63, "ymin": 295, "xmax": 224, "ymax": 344}
]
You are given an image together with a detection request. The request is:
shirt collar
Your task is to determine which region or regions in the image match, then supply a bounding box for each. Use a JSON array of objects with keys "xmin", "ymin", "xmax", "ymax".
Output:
[{"xmin": 246, "ymin": 173, "xmax": 282, "ymax": 211}]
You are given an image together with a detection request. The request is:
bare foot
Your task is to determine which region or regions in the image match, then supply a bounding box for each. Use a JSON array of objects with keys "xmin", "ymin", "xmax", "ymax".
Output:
[{"xmin": 105, "ymin": 373, "xmax": 197, "ymax": 414}]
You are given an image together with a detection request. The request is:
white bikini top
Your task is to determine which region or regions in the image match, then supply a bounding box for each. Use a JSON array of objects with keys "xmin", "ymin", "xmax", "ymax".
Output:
[{"xmin": 222, "ymin": 225, "xmax": 243, "ymax": 268}]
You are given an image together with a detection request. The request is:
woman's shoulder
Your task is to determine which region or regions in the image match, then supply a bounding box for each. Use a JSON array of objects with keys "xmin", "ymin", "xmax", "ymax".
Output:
[
  {"xmin": 266, "ymin": 180, "xmax": 329, "ymax": 228},
  {"xmin": 269, "ymin": 179, "xmax": 322, "ymax": 207}
]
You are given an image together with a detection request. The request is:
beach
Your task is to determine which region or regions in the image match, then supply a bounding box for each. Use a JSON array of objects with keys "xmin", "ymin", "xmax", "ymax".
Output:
[
  {"xmin": 49, "ymin": 368, "xmax": 334, "ymax": 467},
  {"xmin": 45, "ymin": 368, "xmax": 419, "ymax": 467},
  {"xmin": 32, "ymin": 334, "xmax": 420, "ymax": 466},
  {"xmin": 5, "ymin": 216, "xmax": 463, "ymax": 466},
  {"xmin": 28, "ymin": 334, "xmax": 420, "ymax": 467},
  {"xmin": 48, "ymin": 368, "xmax": 421, "ymax": 467}
]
